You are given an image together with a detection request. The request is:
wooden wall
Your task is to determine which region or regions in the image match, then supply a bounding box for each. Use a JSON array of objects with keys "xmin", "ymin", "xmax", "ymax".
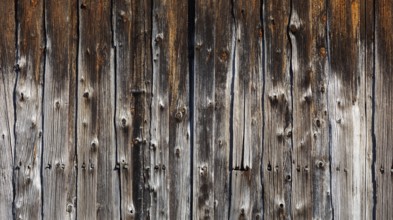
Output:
[{"xmin": 0, "ymin": 0, "xmax": 390, "ymax": 219}]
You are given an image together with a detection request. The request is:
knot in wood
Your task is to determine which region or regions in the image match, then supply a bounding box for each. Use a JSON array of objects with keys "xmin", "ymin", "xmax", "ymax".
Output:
[
  {"xmin": 289, "ymin": 24, "xmax": 298, "ymax": 33},
  {"xmin": 55, "ymin": 100, "xmax": 60, "ymax": 109},
  {"xmin": 175, "ymin": 111, "xmax": 183, "ymax": 122},
  {"xmin": 317, "ymin": 160, "xmax": 325, "ymax": 168},
  {"xmin": 133, "ymin": 137, "xmax": 142, "ymax": 145},
  {"xmin": 121, "ymin": 117, "xmax": 127, "ymax": 128},
  {"xmin": 83, "ymin": 90, "xmax": 89, "ymax": 99}
]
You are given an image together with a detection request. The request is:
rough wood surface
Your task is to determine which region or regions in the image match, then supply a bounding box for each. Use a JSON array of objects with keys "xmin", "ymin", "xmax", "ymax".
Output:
[
  {"xmin": 0, "ymin": 2, "xmax": 16, "ymax": 220},
  {"xmin": 150, "ymin": 0, "xmax": 190, "ymax": 219},
  {"xmin": 230, "ymin": 0, "xmax": 263, "ymax": 219},
  {"xmin": 113, "ymin": 0, "xmax": 151, "ymax": 218},
  {"xmin": 262, "ymin": 0, "xmax": 292, "ymax": 219},
  {"xmin": 290, "ymin": 0, "xmax": 332, "ymax": 219},
  {"xmin": 193, "ymin": 0, "xmax": 215, "ymax": 219},
  {"xmin": 42, "ymin": 1, "xmax": 77, "ymax": 219},
  {"xmin": 14, "ymin": 0, "xmax": 45, "ymax": 219},
  {"xmin": 375, "ymin": 1, "xmax": 393, "ymax": 219},
  {"xmin": 0, "ymin": 1, "xmax": 389, "ymax": 219},
  {"xmin": 76, "ymin": 1, "xmax": 119, "ymax": 219},
  {"xmin": 328, "ymin": 0, "xmax": 373, "ymax": 219},
  {"xmin": 212, "ymin": 0, "xmax": 232, "ymax": 219}
]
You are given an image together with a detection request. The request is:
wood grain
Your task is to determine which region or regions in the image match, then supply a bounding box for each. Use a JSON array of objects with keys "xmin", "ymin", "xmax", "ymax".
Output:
[
  {"xmin": 113, "ymin": 0, "xmax": 152, "ymax": 218},
  {"xmin": 14, "ymin": 0, "xmax": 45, "ymax": 219},
  {"xmin": 42, "ymin": 1, "xmax": 78, "ymax": 219},
  {"xmin": 262, "ymin": 0, "xmax": 292, "ymax": 218},
  {"xmin": 375, "ymin": 1, "xmax": 393, "ymax": 219},
  {"xmin": 213, "ymin": 0, "xmax": 232, "ymax": 219},
  {"xmin": 230, "ymin": 0, "xmax": 263, "ymax": 219},
  {"xmin": 290, "ymin": 0, "xmax": 332, "ymax": 218},
  {"xmin": 328, "ymin": 0, "xmax": 373, "ymax": 219},
  {"xmin": 193, "ymin": 0, "xmax": 215, "ymax": 218},
  {"xmin": 0, "ymin": 1, "xmax": 386, "ymax": 219},
  {"xmin": 0, "ymin": 1, "xmax": 16, "ymax": 219},
  {"xmin": 150, "ymin": 0, "xmax": 190, "ymax": 219},
  {"xmin": 77, "ymin": 1, "xmax": 119, "ymax": 219}
]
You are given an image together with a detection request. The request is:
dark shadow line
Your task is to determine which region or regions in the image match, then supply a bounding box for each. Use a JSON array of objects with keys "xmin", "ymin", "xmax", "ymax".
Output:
[
  {"xmin": 371, "ymin": 0, "xmax": 377, "ymax": 219},
  {"xmin": 188, "ymin": 0, "xmax": 195, "ymax": 219},
  {"xmin": 12, "ymin": 0, "xmax": 19, "ymax": 219}
]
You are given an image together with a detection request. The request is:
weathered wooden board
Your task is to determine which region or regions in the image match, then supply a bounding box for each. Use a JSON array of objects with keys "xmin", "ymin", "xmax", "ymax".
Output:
[
  {"xmin": 150, "ymin": 0, "xmax": 190, "ymax": 219},
  {"xmin": 193, "ymin": 0, "xmax": 215, "ymax": 219},
  {"xmin": 328, "ymin": 0, "xmax": 373, "ymax": 219},
  {"xmin": 212, "ymin": 0, "xmax": 232, "ymax": 219},
  {"xmin": 290, "ymin": 0, "xmax": 332, "ymax": 219},
  {"xmin": 230, "ymin": 0, "xmax": 263, "ymax": 219},
  {"xmin": 262, "ymin": 0, "xmax": 292, "ymax": 219},
  {"xmin": 14, "ymin": 0, "xmax": 45, "ymax": 219},
  {"xmin": 113, "ymin": 0, "xmax": 151, "ymax": 219},
  {"xmin": 77, "ymin": 1, "xmax": 119, "ymax": 219},
  {"xmin": 0, "ymin": 1, "xmax": 390, "ymax": 219},
  {"xmin": 375, "ymin": 0, "xmax": 393, "ymax": 219},
  {"xmin": 0, "ymin": 1, "xmax": 16, "ymax": 220},
  {"xmin": 42, "ymin": 1, "xmax": 77, "ymax": 219}
]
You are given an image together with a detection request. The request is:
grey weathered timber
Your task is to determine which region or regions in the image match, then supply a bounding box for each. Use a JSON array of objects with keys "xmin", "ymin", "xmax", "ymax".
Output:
[
  {"xmin": 113, "ymin": 0, "xmax": 152, "ymax": 218},
  {"xmin": 289, "ymin": 0, "xmax": 332, "ymax": 218},
  {"xmin": 262, "ymin": 0, "xmax": 292, "ymax": 218},
  {"xmin": 0, "ymin": 1, "xmax": 15, "ymax": 220},
  {"xmin": 77, "ymin": 1, "xmax": 119, "ymax": 219},
  {"xmin": 150, "ymin": 0, "xmax": 190, "ymax": 219},
  {"xmin": 193, "ymin": 0, "xmax": 215, "ymax": 219},
  {"xmin": 213, "ymin": 0, "xmax": 232, "ymax": 219},
  {"xmin": 190, "ymin": 0, "xmax": 235, "ymax": 218},
  {"xmin": 230, "ymin": 0, "xmax": 263, "ymax": 219},
  {"xmin": 42, "ymin": 1, "xmax": 78, "ymax": 219},
  {"xmin": 328, "ymin": 0, "xmax": 373, "ymax": 219},
  {"xmin": 375, "ymin": 1, "xmax": 393, "ymax": 219},
  {"xmin": 363, "ymin": 0, "xmax": 374, "ymax": 218},
  {"xmin": 14, "ymin": 0, "xmax": 45, "ymax": 219},
  {"xmin": 0, "ymin": 1, "xmax": 392, "ymax": 219}
]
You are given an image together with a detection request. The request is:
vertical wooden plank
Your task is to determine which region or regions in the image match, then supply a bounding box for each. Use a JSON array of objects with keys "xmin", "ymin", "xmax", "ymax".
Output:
[
  {"xmin": 14, "ymin": 0, "xmax": 45, "ymax": 219},
  {"xmin": 77, "ymin": 0, "xmax": 119, "ymax": 219},
  {"xmin": 113, "ymin": 0, "xmax": 152, "ymax": 218},
  {"xmin": 229, "ymin": 0, "xmax": 263, "ymax": 219},
  {"xmin": 289, "ymin": 0, "xmax": 332, "ymax": 218},
  {"xmin": 375, "ymin": 1, "xmax": 393, "ymax": 219},
  {"xmin": 262, "ymin": 0, "xmax": 292, "ymax": 218},
  {"xmin": 328, "ymin": 0, "xmax": 372, "ymax": 219},
  {"xmin": 150, "ymin": 0, "xmax": 190, "ymax": 218},
  {"xmin": 42, "ymin": 1, "xmax": 78, "ymax": 219},
  {"xmin": 362, "ymin": 0, "xmax": 374, "ymax": 218},
  {"xmin": 193, "ymin": 0, "xmax": 215, "ymax": 219},
  {"xmin": 193, "ymin": 0, "xmax": 233, "ymax": 218},
  {"xmin": 0, "ymin": 1, "xmax": 15, "ymax": 219},
  {"xmin": 213, "ymin": 0, "xmax": 233, "ymax": 219}
]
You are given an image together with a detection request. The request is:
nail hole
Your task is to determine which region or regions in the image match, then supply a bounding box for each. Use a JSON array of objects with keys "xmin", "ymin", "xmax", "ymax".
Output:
[{"xmin": 267, "ymin": 163, "xmax": 272, "ymax": 171}]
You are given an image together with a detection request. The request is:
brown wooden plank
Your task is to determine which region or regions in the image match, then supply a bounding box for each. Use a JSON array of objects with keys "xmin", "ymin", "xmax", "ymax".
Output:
[
  {"xmin": 193, "ymin": 0, "xmax": 233, "ymax": 218},
  {"xmin": 229, "ymin": 0, "xmax": 263, "ymax": 219},
  {"xmin": 328, "ymin": 0, "xmax": 373, "ymax": 218},
  {"xmin": 193, "ymin": 0, "xmax": 215, "ymax": 219},
  {"xmin": 289, "ymin": 0, "xmax": 332, "ymax": 218},
  {"xmin": 375, "ymin": 1, "xmax": 393, "ymax": 219},
  {"xmin": 113, "ymin": 0, "xmax": 152, "ymax": 218},
  {"xmin": 362, "ymin": 0, "xmax": 374, "ymax": 218},
  {"xmin": 0, "ymin": 1, "xmax": 16, "ymax": 219},
  {"xmin": 213, "ymin": 0, "xmax": 233, "ymax": 219},
  {"xmin": 262, "ymin": 0, "xmax": 292, "ymax": 218},
  {"xmin": 77, "ymin": 1, "xmax": 119, "ymax": 219},
  {"xmin": 14, "ymin": 0, "xmax": 45, "ymax": 219},
  {"xmin": 42, "ymin": 1, "xmax": 78, "ymax": 219},
  {"xmin": 150, "ymin": 0, "xmax": 190, "ymax": 218}
]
